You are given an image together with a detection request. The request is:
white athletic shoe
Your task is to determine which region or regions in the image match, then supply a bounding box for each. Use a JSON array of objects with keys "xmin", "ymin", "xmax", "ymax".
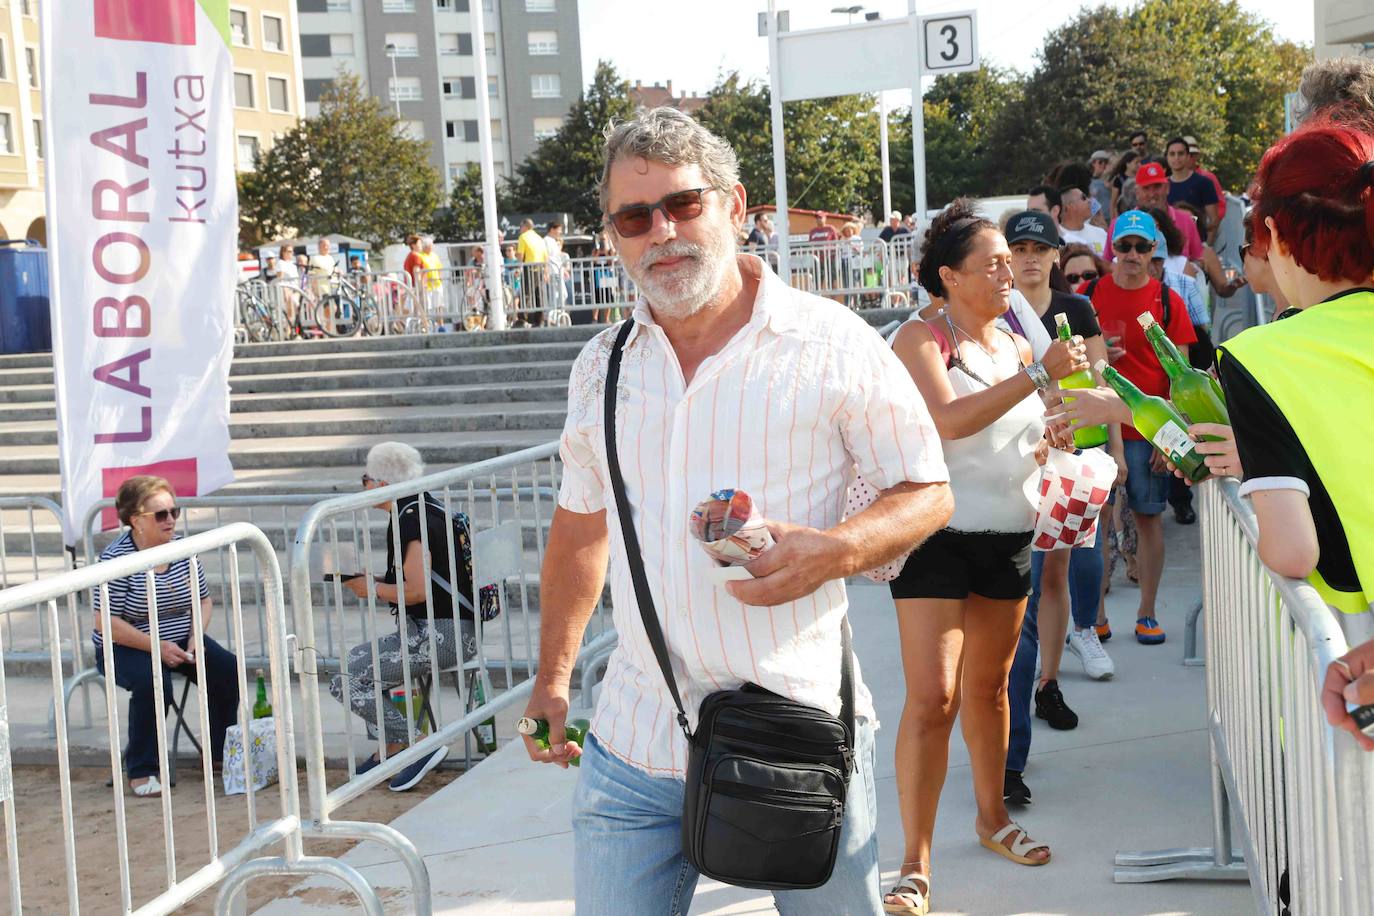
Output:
[{"xmin": 1067, "ymin": 627, "xmax": 1115, "ymax": 680}]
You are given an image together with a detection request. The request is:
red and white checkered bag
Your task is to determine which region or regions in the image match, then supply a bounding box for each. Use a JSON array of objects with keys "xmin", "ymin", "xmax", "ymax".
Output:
[{"xmin": 1032, "ymin": 448, "xmax": 1116, "ymax": 552}]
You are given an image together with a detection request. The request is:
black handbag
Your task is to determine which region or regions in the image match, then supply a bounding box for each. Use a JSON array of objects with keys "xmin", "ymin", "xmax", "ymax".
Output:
[{"xmin": 601, "ymin": 319, "xmax": 856, "ymax": 891}]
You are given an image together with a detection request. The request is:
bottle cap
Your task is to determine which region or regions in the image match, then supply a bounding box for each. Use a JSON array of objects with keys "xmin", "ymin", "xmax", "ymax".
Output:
[
  {"xmin": 1053, "ymin": 312, "xmax": 1070, "ymax": 328},
  {"xmin": 515, "ymin": 716, "xmax": 538, "ymax": 735},
  {"xmin": 1136, "ymin": 312, "xmax": 1156, "ymax": 330},
  {"xmin": 1093, "ymin": 359, "xmax": 1108, "ymax": 373}
]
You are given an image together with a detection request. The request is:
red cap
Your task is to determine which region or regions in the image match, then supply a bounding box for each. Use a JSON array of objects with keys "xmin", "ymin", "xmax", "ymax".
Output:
[{"xmin": 1136, "ymin": 161, "xmax": 1167, "ymax": 187}]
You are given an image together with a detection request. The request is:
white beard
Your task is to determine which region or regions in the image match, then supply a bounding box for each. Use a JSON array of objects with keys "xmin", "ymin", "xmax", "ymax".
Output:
[{"xmin": 623, "ymin": 223, "xmax": 736, "ymax": 321}]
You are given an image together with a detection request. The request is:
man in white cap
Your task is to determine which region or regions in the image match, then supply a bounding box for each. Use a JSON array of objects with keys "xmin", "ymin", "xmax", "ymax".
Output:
[
  {"xmin": 878, "ymin": 210, "xmax": 908, "ymax": 243},
  {"xmin": 1089, "ymin": 149, "xmax": 1112, "ymax": 216}
]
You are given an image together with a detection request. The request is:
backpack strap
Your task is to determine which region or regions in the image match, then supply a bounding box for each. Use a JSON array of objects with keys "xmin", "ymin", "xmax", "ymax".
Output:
[{"xmin": 1159, "ymin": 279, "xmax": 1172, "ymax": 329}]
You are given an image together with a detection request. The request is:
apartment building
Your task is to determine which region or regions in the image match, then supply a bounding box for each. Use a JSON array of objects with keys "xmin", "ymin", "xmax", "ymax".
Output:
[
  {"xmin": 296, "ymin": 0, "xmax": 583, "ymax": 188},
  {"xmin": 0, "ymin": 0, "xmax": 44, "ymax": 243},
  {"xmin": 1316, "ymin": 0, "xmax": 1374, "ymax": 60},
  {"xmin": 0, "ymin": 0, "xmax": 304, "ymax": 244}
]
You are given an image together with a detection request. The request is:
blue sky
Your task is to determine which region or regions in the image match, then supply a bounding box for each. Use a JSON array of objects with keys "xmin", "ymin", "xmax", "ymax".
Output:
[{"xmin": 579, "ymin": 0, "xmax": 1316, "ymax": 105}]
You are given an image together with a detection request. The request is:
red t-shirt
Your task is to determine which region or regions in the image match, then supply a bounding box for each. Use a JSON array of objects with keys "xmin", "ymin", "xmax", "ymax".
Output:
[
  {"xmin": 403, "ymin": 251, "xmax": 425, "ymax": 284},
  {"xmin": 1086, "ymin": 274, "xmax": 1196, "ymax": 440},
  {"xmin": 808, "ymin": 225, "xmax": 838, "ymax": 242}
]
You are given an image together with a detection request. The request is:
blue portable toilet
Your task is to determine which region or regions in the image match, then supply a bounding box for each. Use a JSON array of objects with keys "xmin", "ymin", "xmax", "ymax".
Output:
[{"xmin": 0, "ymin": 239, "xmax": 51, "ymax": 354}]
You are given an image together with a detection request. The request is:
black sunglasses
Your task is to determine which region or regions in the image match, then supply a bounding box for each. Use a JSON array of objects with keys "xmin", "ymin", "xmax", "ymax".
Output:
[
  {"xmin": 1239, "ymin": 243, "xmax": 1254, "ymax": 261},
  {"xmin": 1113, "ymin": 239, "xmax": 1154, "ymax": 255},
  {"xmin": 137, "ymin": 507, "xmax": 181, "ymax": 523},
  {"xmin": 1065, "ymin": 270, "xmax": 1099, "ymax": 284},
  {"xmin": 606, "ymin": 188, "xmax": 713, "ymax": 238}
]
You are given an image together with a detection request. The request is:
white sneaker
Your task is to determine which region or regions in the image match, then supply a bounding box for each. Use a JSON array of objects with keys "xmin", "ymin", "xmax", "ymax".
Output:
[{"xmin": 1067, "ymin": 627, "xmax": 1115, "ymax": 680}]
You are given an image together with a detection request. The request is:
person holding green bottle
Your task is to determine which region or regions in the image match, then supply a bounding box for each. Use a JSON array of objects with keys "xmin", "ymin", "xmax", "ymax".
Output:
[{"xmin": 1083, "ymin": 210, "xmax": 1195, "ymax": 645}]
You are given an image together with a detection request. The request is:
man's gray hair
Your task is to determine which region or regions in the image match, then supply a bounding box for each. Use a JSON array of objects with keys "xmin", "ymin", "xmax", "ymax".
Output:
[
  {"xmin": 366, "ymin": 441, "xmax": 425, "ymax": 485},
  {"xmin": 598, "ymin": 107, "xmax": 740, "ymax": 217},
  {"xmin": 1298, "ymin": 57, "xmax": 1374, "ymax": 124}
]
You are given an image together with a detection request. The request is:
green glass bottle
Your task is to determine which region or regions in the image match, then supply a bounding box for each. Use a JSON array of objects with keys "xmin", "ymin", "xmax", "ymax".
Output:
[
  {"xmin": 1137, "ymin": 312, "xmax": 1229, "ymax": 438},
  {"xmin": 1096, "ymin": 360, "xmax": 1210, "ymax": 483},
  {"xmin": 473, "ymin": 679, "xmax": 498, "ymax": 754},
  {"xmin": 516, "ymin": 716, "xmax": 591, "ymax": 767},
  {"xmin": 1054, "ymin": 312, "xmax": 1110, "ymax": 448},
  {"xmin": 252, "ymin": 669, "xmax": 273, "ymax": 720}
]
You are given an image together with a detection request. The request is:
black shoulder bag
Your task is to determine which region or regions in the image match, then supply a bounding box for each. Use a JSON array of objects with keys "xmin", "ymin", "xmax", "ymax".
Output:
[{"xmin": 601, "ymin": 319, "xmax": 856, "ymax": 891}]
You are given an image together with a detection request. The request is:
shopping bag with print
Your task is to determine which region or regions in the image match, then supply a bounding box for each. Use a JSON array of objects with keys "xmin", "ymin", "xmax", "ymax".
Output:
[{"xmin": 1031, "ymin": 448, "xmax": 1116, "ymax": 552}]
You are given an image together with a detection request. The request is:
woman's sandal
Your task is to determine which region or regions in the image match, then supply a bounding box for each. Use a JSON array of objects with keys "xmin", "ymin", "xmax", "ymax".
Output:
[
  {"xmin": 883, "ymin": 872, "xmax": 930, "ymax": 915},
  {"xmin": 131, "ymin": 775, "xmax": 163, "ymax": 798},
  {"xmin": 979, "ymin": 822, "xmax": 1050, "ymax": 865}
]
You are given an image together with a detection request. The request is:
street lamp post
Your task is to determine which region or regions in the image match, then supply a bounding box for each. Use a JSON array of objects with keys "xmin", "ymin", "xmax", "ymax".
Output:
[{"xmin": 384, "ymin": 43, "xmax": 401, "ymax": 118}]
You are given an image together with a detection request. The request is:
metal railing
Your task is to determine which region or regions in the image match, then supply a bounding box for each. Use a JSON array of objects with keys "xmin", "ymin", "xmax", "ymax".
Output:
[
  {"xmin": 1115, "ymin": 479, "xmax": 1374, "ymax": 914},
  {"xmin": 285, "ymin": 442, "xmax": 614, "ymax": 913},
  {"xmin": 0, "ymin": 496, "xmax": 74, "ymax": 663},
  {"xmin": 0, "ymin": 523, "xmax": 383, "ymax": 914}
]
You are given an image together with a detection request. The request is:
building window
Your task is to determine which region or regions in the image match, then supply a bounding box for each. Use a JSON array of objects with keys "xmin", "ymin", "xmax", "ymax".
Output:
[
  {"xmin": 436, "ymin": 0, "xmax": 470, "ymax": 9},
  {"xmin": 445, "ymin": 120, "xmax": 478, "ymax": 141},
  {"xmin": 526, "ymin": 0, "xmax": 555, "ymax": 11},
  {"xmin": 299, "ymin": 34, "xmax": 331, "ymax": 57},
  {"xmin": 389, "ymin": 77, "xmax": 422, "ymax": 102},
  {"xmin": 398, "ymin": 120, "xmax": 425, "ymax": 140},
  {"xmin": 20, "ymin": 0, "xmax": 33, "ymax": 16},
  {"xmin": 385, "ymin": 33, "xmax": 419, "ymax": 58},
  {"xmin": 325, "ymin": 0, "xmax": 351, "ymax": 10},
  {"xmin": 32, "ymin": 119, "xmax": 42, "ymax": 159},
  {"xmin": 483, "ymin": 0, "xmax": 495, "ymax": 12},
  {"xmin": 234, "ymin": 72, "xmax": 256, "ymax": 109},
  {"xmin": 230, "ymin": 9, "xmax": 250, "ymax": 47},
  {"xmin": 490, "ymin": 118, "xmax": 502, "ymax": 141},
  {"xmin": 331, "ymin": 34, "xmax": 355, "ymax": 56},
  {"xmin": 484, "ymin": 32, "xmax": 496, "ymax": 57},
  {"xmin": 464, "ymin": 120, "xmax": 479, "ymax": 142},
  {"xmin": 382, "ymin": 0, "xmax": 416, "ymax": 12},
  {"xmin": 530, "ymin": 74, "xmax": 561, "ymax": 99},
  {"xmin": 0, "ymin": 37, "xmax": 7, "ymax": 81},
  {"xmin": 24, "ymin": 47, "xmax": 37, "ymax": 89},
  {"xmin": 442, "ymin": 77, "xmax": 475, "ymax": 99},
  {"xmin": 527, "ymin": 30, "xmax": 558, "ymax": 55},
  {"xmin": 262, "ymin": 15, "xmax": 285, "ymax": 52},
  {"xmin": 442, "ymin": 79, "xmax": 457, "ymax": 99},
  {"xmin": 487, "ymin": 75, "xmax": 498, "ymax": 98},
  {"xmin": 438, "ymin": 33, "xmax": 472, "ymax": 55},
  {"xmin": 236, "ymin": 135, "xmax": 260, "ymax": 172},
  {"xmin": 267, "ymin": 76, "xmax": 291, "ymax": 113},
  {"xmin": 0, "ymin": 113, "xmax": 12, "ymax": 154},
  {"xmin": 304, "ymin": 78, "xmax": 334, "ymax": 103},
  {"xmin": 533, "ymin": 116, "xmax": 562, "ymax": 140}
]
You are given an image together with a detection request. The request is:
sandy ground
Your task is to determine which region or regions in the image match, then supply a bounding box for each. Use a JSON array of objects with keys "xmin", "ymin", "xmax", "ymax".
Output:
[{"xmin": 0, "ymin": 761, "xmax": 460, "ymax": 914}]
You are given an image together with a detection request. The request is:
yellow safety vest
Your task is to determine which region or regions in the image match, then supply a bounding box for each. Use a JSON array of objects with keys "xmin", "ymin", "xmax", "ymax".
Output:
[{"xmin": 1221, "ymin": 289, "xmax": 1374, "ymax": 618}]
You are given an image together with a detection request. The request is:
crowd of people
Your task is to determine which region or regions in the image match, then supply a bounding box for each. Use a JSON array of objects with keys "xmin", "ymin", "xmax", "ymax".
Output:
[{"xmin": 515, "ymin": 56, "xmax": 1374, "ymax": 916}]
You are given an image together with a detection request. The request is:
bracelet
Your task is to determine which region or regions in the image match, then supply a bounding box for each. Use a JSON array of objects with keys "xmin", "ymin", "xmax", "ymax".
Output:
[{"xmin": 1023, "ymin": 361, "xmax": 1051, "ymax": 390}]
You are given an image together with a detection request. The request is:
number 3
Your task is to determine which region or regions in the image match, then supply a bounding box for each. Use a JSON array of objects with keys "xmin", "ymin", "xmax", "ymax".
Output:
[{"xmin": 939, "ymin": 23, "xmax": 959, "ymax": 61}]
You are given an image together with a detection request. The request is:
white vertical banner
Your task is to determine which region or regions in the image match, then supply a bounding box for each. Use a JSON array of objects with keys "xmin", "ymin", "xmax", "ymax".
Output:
[{"xmin": 40, "ymin": 0, "xmax": 236, "ymax": 542}]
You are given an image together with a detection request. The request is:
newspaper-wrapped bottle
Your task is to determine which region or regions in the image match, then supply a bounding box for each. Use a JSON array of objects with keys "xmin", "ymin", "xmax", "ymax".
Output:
[{"xmin": 690, "ymin": 489, "xmax": 775, "ymax": 578}]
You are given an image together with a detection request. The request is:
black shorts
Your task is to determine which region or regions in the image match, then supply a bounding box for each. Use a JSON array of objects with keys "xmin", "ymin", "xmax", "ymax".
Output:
[{"xmin": 888, "ymin": 528, "xmax": 1033, "ymax": 601}]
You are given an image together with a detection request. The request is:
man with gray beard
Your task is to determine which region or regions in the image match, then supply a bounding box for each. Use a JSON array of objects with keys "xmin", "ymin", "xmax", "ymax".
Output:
[{"xmin": 520, "ymin": 106, "xmax": 953, "ymax": 913}]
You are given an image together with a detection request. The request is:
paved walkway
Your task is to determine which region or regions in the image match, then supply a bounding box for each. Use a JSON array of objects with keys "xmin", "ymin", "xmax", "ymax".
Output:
[{"xmin": 257, "ymin": 518, "xmax": 1253, "ymax": 915}]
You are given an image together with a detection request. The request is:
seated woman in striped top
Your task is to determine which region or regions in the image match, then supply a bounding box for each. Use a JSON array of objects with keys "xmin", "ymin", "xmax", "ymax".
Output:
[{"xmin": 93, "ymin": 476, "xmax": 241, "ymax": 798}]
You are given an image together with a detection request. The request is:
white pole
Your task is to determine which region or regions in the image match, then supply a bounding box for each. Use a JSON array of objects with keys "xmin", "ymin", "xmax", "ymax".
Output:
[
  {"xmin": 470, "ymin": 3, "xmax": 507, "ymax": 330},
  {"xmin": 767, "ymin": 0, "xmax": 790, "ymax": 280},
  {"xmin": 879, "ymin": 91, "xmax": 891, "ymax": 221},
  {"xmin": 908, "ymin": 1, "xmax": 928, "ymax": 220},
  {"xmin": 387, "ymin": 46, "xmax": 401, "ymax": 118}
]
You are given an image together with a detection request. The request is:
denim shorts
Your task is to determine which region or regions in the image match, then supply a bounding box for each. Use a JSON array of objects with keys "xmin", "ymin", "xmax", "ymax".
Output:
[{"xmin": 1122, "ymin": 438, "xmax": 1169, "ymax": 515}]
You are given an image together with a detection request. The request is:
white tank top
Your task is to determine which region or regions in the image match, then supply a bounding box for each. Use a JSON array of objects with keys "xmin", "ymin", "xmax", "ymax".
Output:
[{"xmin": 938, "ymin": 317, "xmax": 1046, "ymax": 533}]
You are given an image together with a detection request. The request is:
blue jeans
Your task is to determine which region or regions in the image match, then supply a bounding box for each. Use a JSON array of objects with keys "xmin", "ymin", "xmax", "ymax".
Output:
[
  {"xmin": 573, "ymin": 721, "xmax": 881, "ymax": 915},
  {"xmin": 1006, "ymin": 537, "xmax": 1105, "ymax": 773},
  {"xmin": 96, "ymin": 635, "xmax": 241, "ymax": 779}
]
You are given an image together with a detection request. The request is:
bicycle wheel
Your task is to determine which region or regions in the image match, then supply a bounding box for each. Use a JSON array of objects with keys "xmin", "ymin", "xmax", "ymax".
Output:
[{"xmin": 238, "ymin": 290, "xmax": 275, "ymax": 342}]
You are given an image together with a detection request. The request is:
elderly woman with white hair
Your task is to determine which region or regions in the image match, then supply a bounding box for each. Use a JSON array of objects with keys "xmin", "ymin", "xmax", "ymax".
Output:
[{"xmin": 330, "ymin": 442, "xmax": 478, "ymax": 791}]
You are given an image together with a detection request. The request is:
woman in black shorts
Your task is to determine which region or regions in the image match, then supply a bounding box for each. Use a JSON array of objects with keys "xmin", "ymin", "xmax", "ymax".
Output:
[{"xmin": 882, "ymin": 199, "xmax": 1087, "ymax": 913}]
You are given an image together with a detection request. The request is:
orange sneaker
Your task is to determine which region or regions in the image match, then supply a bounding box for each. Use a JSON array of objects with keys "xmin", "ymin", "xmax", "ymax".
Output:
[
  {"xmin": 1135, "ymin": 617, "xmax": 1165, "ymax": 645},
  {"xmin": 1095, "ymin": 620, "xmax": 1112, "ymax": 642}
]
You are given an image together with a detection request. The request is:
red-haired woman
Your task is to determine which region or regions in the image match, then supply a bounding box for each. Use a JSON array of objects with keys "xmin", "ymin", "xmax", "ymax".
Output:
[{"xmin": 1207, "ymin": 123, "xmax": 1374, "ymax": 748}]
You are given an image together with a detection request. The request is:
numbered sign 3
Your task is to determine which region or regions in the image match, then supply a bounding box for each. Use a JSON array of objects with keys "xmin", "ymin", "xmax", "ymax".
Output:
[{"xmin": 920, "ymin": 11, "xmax": 978, "ymax": 74}]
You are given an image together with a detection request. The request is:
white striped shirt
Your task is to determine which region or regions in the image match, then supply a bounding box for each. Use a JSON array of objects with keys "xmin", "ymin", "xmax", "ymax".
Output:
[
  {"xmin": 558, "ymin": 255, "xmax": 947, "ymax": 777},
  {"xmin": 91, "ymin": 531, "xmax": 209, "ymax": 649}
]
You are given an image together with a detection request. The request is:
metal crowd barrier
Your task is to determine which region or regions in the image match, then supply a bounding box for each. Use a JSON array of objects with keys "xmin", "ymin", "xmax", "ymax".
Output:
[
  {"xmin": 0, "ymin": 496, "xmax": 74, "ymax": 663},
  {"xmin": 286, "ymin": 442, "xmax": 614, "ymax": 911},
  {"xmin": 1115, "ymin": 479, "xmax": 1374, "ymax": 914},
  {"xmin": 0, "ymin": 523, "xmax": 383, "ymax": 914}
]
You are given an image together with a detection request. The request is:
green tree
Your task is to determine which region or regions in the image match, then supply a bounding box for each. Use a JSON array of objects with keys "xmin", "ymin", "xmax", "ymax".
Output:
[
  {"xmin": 237, "ymin": 72, "xmax": 441, "ymax": 247},
  {"xmin": 503, "ymin": 60, "xmax": 637, "ymax": 230},
  {"xmin": 696, "ymin": 73, "xmax": 881, "ymax": 215},
  {"xmin": 431, "ymin": 163, "xmax": 500, "ymax": 241},
  {"xmin": 986, "ymin": 0, "xmax": 1308, "ymax": 192}
]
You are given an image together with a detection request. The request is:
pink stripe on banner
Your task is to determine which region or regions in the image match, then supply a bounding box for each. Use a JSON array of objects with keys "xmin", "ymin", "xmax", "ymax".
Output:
[{"xmin": 94, "ymin": 0, "xmax": 197, "ymax": 46}]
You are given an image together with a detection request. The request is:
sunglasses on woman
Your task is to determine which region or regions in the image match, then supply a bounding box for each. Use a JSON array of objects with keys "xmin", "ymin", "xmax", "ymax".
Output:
[
  {"xmin": 1065, "ymin": 270, "xmax": 1099, "ymax": 284},
  {"xmin": 137, "ymin": 507, "xmax": 181, "ymax": 523},
  {"xmin": 1113, "ymin": 239, "xmax": 1154, "ymax": 255},
  {"xmin": 606, "ymin": 188, "xmax": 713, "ymax": 238}
]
